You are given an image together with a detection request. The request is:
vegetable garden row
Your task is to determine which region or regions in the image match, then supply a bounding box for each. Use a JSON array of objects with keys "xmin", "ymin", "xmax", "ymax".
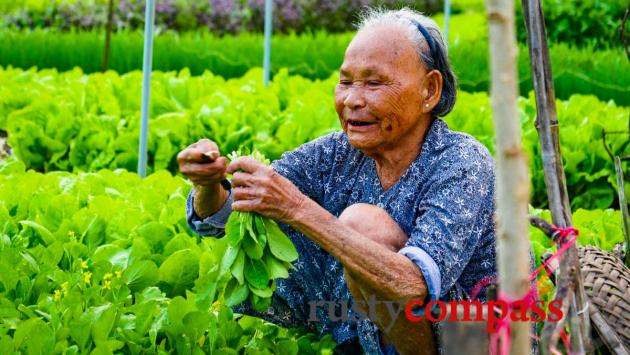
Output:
[
  {"xmin": 1, "ymin": 67, "xmax": 628, "ymax": 209},
  {"xmin": 2, "ymin": 0, "xmax": 627, "ymax": 49},
  {"xmin": 2, "ymin": 15, "xmax": 628, "ymax": 105}
]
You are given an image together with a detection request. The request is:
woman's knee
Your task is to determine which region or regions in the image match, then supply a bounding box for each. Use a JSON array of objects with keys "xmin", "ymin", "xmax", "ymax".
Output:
[{"xmin": 339, "ymin": 203, "xmax": 407, "ymax": 251}]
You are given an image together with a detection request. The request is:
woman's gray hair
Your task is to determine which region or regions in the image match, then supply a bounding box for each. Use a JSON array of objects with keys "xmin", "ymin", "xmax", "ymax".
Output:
[{"xmin": 356, "ymin": 8, "xmax": 457, "ymax": 117}]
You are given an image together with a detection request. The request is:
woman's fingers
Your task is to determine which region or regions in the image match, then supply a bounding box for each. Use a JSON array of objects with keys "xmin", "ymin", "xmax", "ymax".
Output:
[
  {"xmin": 227, "ymin": 156, "xmax": 265, "ymax": 174},
  {"xmin": 231, "ymin": 171, "xmax": 267, "ymax": 189},
  {"xmin": 232, "ymin": 186, "xmax": 261, "ymax": 201},
  {"xmin": 231, "ymin": 199, "xmax": 256, "ymax": 212},
  {"xmin": 178, "ymin": 147, "xmax": 220, "ymax": 163},
  {"xmin": 178, "ymin": 139, "xmax": 221, "ymax": 164},
  {"xmin": 191, "ymin": 139, "xmax": 220, "ymax": 155},
  {"xmin": 180, "ymin": 158, "xmax": 227, "ymax": 176}
]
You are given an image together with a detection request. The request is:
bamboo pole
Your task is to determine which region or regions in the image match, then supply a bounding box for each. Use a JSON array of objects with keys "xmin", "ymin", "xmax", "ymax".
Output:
[
  {"xmin": 521, "ymin": 0, "xmax": 591, "ymax": 352},
  {"xmin": 614, "ymin": 156, "xmax": 630, "ymax": 268},
  {"xmin": 486, "ymin": 0, "xmax": 531, "ymax": 354}
]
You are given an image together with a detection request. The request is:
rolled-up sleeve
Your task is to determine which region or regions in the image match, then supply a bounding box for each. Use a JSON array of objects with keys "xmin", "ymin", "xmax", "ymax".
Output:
[
  {"xmin": 398, "ymin": 246, "xmax": 442, "ymax": 300},
  {"xmin": 186, "ymin": 188, "xmax": 233, "ymax": 236},
  {"xmin": 404, "ymin": 143, "xmax": 495, "ymax": 298}
]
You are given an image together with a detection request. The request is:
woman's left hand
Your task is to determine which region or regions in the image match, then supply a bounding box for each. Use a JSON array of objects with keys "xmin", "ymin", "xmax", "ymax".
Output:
[{"xmin": 227, "ymin": 157, "xmax": 307, "ymax": 224}]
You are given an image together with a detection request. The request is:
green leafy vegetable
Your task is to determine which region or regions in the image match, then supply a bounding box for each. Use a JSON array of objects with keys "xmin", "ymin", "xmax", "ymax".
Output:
[{"xmin": 219, "ymin": 151, "xmax": 299, "ymax": 311}]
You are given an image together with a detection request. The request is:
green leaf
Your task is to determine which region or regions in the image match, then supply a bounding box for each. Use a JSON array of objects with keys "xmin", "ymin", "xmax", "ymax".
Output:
[
  {"xmin": 124, "ymin": 260, "xmax": 159, "ymax": 292},
  {"xmin": 238, "ymin": 212, "xmax": 248, "ymax": 242},
  {"xmin": 19, "ymin": 220, "xmax": 56, "ymax": 246},
  {"xmin": 182, "ymin": 311, "xmax": 213, "ymax": 345},
  {"xmin": 249, "ymin": 280, "xmax": 276, "ymax": 298},
  {"xmin": 265, "ymin": 252, "xmax": 289, "ymax": 279},
  {"xmin": 253, "ymin": 215, "xmax": 267, "ymax": 250},
  {"xmin": 266, "ymin": 220, "xmax": 298, "ymax": 262},
  {"xmin": 167, "ymin": 296, "xmax": 197, "ymax": 333},
  {"xmin": 220, "ymin": 245, "xmax": 239, "ymax": 276},
  {"xmin": 242, "ymin": 231, "xmax": 263, "ymax": 260},
  {"xmin": 13, "ymin": 318, "xmax": 54, "ymax": 354},
  {"xmin": 158, "ymin": 249, "xmax": 200, "ymax": 296},
  {"xmin": 230, "ymin": 249, "xmax": 245, "ymax": 284},
  {"xmin": 225, "ymin": 212, "xmax": 244, "ymax": 247},
  {"xmin": 92, "ymin": 304, "xmax": 117, "ymax": 347},
  {"xmin": 250, "ymin": 293, "xmax": 272, "ymax": 312},
  {"xmin": 244, "ymin": 257, "xmax": 270, "ymax": 289},
  {"xmin": 276, "ymin": 339, "xmax": 299, "ymax": 355},
  {"xmin": 245, "ymin": 213, "xmax": 257, "ymax": 243},
  {"xmin": 224, "ymin": 278, "xmax": 249, "ymax": 307}
]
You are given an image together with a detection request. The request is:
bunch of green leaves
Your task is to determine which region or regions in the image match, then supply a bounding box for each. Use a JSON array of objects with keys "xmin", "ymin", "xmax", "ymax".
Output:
[
  {"xmin": 0, "ymin": 159, "xmax": 332, "ymax": 354},
  {"xmin": 218, "ymin": 151, "xmax": 299, "ymax": 312}
]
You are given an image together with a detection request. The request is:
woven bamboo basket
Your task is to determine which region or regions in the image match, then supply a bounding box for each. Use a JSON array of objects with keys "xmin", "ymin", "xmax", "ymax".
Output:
[{"xmin": 578, "ymin": 245, "xmax": 630, "ymax": 350}]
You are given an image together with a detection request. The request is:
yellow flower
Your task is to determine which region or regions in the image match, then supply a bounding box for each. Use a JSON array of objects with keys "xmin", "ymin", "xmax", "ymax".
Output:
[
  {"xmin": 68, "ymin": 230, "xmax": 75, "ymax": 238},
  {"xmin": 104, "ymin": 272, "xmax": 113, "ymax": 280},
  {"xmin": 61, "ymin": 282, "xmax": 70, "ymax": 295},
  {"xmin": 83, "ymin": 271, "xmax": 92, "ymax": 285},
  {"xmin": 115, "ymin": 271, "xmax": 122, "ymax": 279},
  {"xmin": 103, "ymin": 280, "xmax": 112, "ymax": 290},
  {"xmin": 80, "ymin": 259, "xmax": 88, "ymax": 269},
  {"xmin": 197, "ymin": 335, "xmax": 205, "ymax": 347},
  {"xmin": 53, "ymin": 289, "xmax": 62, "ymax": 302}
]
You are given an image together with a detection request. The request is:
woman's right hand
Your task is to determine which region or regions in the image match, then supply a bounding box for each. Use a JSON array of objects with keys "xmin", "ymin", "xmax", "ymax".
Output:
[{"xmin": 177, "ymin": 139, "xmax": 230, "ymax": 218}]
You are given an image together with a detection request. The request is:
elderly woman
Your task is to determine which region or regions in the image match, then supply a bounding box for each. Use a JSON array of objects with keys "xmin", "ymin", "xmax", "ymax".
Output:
[{"xmin": 179, "ymin": 8, "xmax": 496, "ymax": 355}]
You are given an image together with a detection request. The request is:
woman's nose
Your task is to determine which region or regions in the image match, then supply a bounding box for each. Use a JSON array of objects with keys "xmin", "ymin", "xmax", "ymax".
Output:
[{"xmin": 343, "ymin": 87, "xmax": 367, "ymax": 110}]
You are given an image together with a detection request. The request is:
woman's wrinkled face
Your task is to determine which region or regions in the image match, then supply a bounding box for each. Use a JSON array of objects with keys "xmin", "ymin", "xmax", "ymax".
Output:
[{"xmin": 334, "ymin": 25, "xmax": 429, "ymax": 154}]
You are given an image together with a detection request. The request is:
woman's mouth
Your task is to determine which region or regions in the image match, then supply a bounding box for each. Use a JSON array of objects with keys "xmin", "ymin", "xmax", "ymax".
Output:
[{"xmin": 347, "ymin": 120, "xmax": 377, "ymax": 131}]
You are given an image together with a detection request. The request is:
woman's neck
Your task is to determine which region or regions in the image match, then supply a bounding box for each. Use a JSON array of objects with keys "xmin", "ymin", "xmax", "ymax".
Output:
[{"xmin": 370, "ymin": 120, "xmax": 432, "ymax": 190}]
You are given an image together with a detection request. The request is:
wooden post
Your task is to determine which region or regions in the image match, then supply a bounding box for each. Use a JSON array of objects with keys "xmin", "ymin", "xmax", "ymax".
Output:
[
  {"xmin": 521, "ymin": 0, "xmax": 592, "ymax": 353},
  {"xmin": 486, "ymin": 0, "xmax": 531, "ymax": 354},
  {"xmin": 101, "ymin": 0, "xmax": 115, "ymax": 72}
]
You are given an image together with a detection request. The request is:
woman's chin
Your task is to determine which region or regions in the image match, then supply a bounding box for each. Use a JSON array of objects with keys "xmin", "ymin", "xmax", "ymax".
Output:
[{"xmin": 346, "ymin": 133, "xmax": 381, "ymax": 151}]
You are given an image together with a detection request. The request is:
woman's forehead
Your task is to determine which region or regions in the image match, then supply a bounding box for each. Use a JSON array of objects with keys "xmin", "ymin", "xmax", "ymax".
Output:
[{"xmin": 341, "ymin": 25, "xmax": 421, "ymax": 75}]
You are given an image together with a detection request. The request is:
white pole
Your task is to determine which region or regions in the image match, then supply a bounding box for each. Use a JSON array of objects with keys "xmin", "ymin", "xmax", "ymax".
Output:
[
  {"xmin": 263, "ymin": 0, "xmax": 272, "ymax": 86},
  {"xmin": 443, "ymin": 0, "xmax": 451, "ymax": 47},
  {"xmin": 138, "ymin": 0, "xmax": 156, "ymax": 177}
]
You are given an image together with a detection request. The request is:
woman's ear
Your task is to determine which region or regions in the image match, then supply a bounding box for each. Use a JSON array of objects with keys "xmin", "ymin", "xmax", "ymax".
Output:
[{"xmin": 422, "ymin": 70, "xmax": 443, "ymax": 113}]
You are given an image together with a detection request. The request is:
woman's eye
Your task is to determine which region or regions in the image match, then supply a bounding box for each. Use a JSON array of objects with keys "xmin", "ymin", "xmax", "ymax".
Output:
[
  {"xmin": 367, "ymin": 81, "xmax": 381, "ymax": 86},
  {"xmin": 339, "ymin": 80, "xmax": 352, "ymax": 85}
]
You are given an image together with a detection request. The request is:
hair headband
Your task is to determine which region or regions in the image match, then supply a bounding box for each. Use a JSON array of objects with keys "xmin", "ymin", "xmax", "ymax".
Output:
[{"xmin": 411, "ymin": 20, "xmax": 438, "ymax": 65}]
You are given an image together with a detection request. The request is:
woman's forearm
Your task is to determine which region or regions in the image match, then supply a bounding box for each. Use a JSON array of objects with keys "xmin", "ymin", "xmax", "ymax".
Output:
[
  {"xmin": 291, "ymin": 198, "xmax": 428, "ymax": 301},
  {"xmin": 193, "ymin": 183, "xmax": 229, "ymax": 218}
]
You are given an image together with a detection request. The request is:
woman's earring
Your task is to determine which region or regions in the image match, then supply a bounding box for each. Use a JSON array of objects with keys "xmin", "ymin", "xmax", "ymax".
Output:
[{"xmin": 425, "ymin": 104, "xmax": 429, "ymax": 108}]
